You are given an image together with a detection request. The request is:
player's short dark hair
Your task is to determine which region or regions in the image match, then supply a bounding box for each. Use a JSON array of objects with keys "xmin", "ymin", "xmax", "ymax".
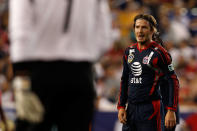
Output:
[{"xmin": 133, "ymin": 14, "xmax": 157, "ymax": 32}]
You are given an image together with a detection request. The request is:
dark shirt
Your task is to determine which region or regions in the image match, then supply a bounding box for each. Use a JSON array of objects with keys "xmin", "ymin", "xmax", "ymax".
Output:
[{"xmin": 117, "ymin": 41, "xmax": 179, "ymax": 111}]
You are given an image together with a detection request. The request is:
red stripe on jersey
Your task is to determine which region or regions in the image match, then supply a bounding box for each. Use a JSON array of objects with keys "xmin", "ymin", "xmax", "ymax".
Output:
[
  {"xmin": 165, "ymin": 106, "xmax": 177, "ymax": 111},
  {"xmin": 151, "ymin": 47, "xmax": 165, "ymax": 64},
  {"xmin": 152, "ymin": 42, "xmax": 167, "ymax": 54},
  {"xmin": 148, "ymin": 100, "xmax": 162, "ymax": 131},
  {"xmin": 152, "ymin": 57, "xmax": 158, "ymax": 68},
  {"xmin": 149, "ymin": 71, "xmax": 160, "ymax": 95},
  {"xmin": 124, "ymin": 55, "xmax": 127, "ymax": 61},
  {"xmin": 156, "ymin": 101, "xmax": 162, "ymax": 131},
  {"xmin": 129, "ymin": 43, "xmax": 137, "ymax": 48},
  {"xmin": 136, "ymin": 42, "xmax": 154, "ymax": 52},
  {"xmin": 171, "ymin": 74, "xmax": 179, "ymax": 109},
  {"xmin": 117, "ymin": 106, "xmax": 125, "ymax": 110},
  {"xmin": 152, "ymin": 42, "xmax": 171, "ymax": 64}
]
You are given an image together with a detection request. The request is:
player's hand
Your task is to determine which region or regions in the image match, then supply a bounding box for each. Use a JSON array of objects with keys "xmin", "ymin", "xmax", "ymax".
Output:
[
  {"xmin": 165, "ymin": 110, "xmax": 176, "ymax": 129},
  {"xmin": 118, "ymin": 108, "xmax": 127, "ymax": 124}
]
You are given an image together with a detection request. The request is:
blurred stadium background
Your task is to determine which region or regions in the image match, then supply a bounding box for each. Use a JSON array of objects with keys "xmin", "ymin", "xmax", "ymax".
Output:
[{"xmin": 0, "ymin": 0, "xmax": 197, "ymax": 131}]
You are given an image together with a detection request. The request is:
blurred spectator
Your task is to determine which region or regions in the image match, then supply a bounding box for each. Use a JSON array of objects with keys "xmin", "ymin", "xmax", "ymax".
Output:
[
  {"xmin": 184, "ymin": 55, "xmax": 197, "ymax": 80},
  {"xmin": 165, "ymin": 41, "xmax": 181, "ymax": 68},
  {"xmin": 167, "ymin": 6, "xmax": 191, "ymax": 45},
  {"xmin": 182, "ymin": 113, "xmax": 197, "ymax": 131},
  {"xmin": 192, "ymin": 38, "xmax": 197, "ymax": 56},
  {"xmin": 189, "ymin": 17, "xmax": 197, "ymax": 36},
  {"xmin": 158, "ymin": 5, "xmax": 171, "ymax": 41},
  {"xmin": 0, "ymin": 75, "xmax": 15, "ymax": 131},
  {"xmin": 94, "ymin": 54, "xmax": 122, "ymax": 111},
  {"xmin": 115, "ymin": 0, "xmax": 143, "ymax": 46},
  {"xmin": 0, "ymin": 75, "xmax": 8, "ymax": 131},
  {"xmin": 178, "ymin": 76, "xmax": 193, "ymax": 104},
  {"xmin": 0, "ymin": 29, "xmax": 9, "ymax": 53},
  {"xmin": 142, "ymin": 0, "xmax": 161, "ymax": 21},
  {"xmin": 179, "ymin": 40, "xmax": 193, "ymax": 62},
  {"xmin": 0, "ymin": 51, "xmax": 13, "ymax": 82}
]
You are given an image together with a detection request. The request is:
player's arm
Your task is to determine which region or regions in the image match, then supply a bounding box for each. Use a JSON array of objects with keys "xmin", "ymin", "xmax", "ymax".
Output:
[
  {"xmin": 158, "ymin": 52, "xmax": 179, "ymax": 111},
  {"xmin": 158, "ymin": 50, "xmax": 179, "ymax": 128}
]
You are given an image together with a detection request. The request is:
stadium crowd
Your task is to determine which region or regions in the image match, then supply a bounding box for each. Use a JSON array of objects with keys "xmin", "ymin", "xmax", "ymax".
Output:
[{"xmin": 0, "ymin": 0, "xmax": 197, "ymax": 131}]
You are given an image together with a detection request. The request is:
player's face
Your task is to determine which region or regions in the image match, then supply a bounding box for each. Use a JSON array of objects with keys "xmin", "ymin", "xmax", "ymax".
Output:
[{"xmin": 134, "ymin": 19, "xmax": 153, "ymax": 44}]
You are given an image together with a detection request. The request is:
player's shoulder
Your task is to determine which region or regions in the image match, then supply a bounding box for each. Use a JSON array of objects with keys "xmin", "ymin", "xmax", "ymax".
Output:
[
  {"xmin": 124, "ymin": 42, "xmax": 137, "ymax": 54},
  {"xmin": 128, "ymin": 42, "xmax": 137, "ymax": 48},
  {"xmin": 151, "ymin": 41, "xmax": 172, "ymax": 63},
  {"xmin": 151, "ymin": 41, "xmax": 168, "ymax": 54}
]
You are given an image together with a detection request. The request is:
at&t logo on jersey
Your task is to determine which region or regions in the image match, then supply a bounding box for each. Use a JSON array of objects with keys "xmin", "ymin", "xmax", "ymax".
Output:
[
  {"xmin": 131, "ymin": 62, "xmax": 142, "ymax": 84},
  {"xmin": 130, "ymin": 77, "xmax": 142, "ymax": 84},
  {"xmin": 131, "ymin": 62, "xmax": 142, "ymax": 76}
]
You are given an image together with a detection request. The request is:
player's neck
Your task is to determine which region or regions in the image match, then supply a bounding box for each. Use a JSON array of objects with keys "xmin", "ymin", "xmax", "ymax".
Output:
[{"xmin": 138, "ymin": 40, "xmax": 152, "ymax": 50}]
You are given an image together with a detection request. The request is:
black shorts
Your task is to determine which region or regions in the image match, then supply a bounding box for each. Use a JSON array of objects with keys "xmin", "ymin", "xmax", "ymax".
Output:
[
  {"xmin": 123, "ymin": 100, "xmax": 164, "ymax": 131},
  {"xmin": 13, "ymin": 60, "xmax": 96, "ymax": 131}
]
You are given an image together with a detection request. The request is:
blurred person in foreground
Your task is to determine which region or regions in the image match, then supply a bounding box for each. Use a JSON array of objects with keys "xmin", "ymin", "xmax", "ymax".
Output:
[
  {"xmin": 9, "ymin": 0, "xmax": 114, "ymax": 131},
  {"xmin": 117, "ymin": 14, "xmax": 179, "ymax": 131}
]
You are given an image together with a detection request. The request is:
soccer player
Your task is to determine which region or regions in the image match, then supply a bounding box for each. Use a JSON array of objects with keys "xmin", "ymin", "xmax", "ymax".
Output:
[
  {"xmin": 9, "ymin": 0, "xmax": 114, "ymax": 131},
  {"xmin": 117, "ymin": 14, "xmax": 179, "ymax": 131}
]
